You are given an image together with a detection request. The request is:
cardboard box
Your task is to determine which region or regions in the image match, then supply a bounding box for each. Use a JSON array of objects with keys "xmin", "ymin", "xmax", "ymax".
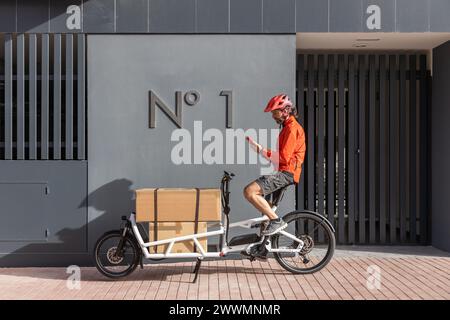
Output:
[
  {"xmin": 135, "ymin": 188, "xmax": 221, "ymax": 222},
  {"xmin": 148, "ymin": 221, "xmax": 208, "ymax": 253}
]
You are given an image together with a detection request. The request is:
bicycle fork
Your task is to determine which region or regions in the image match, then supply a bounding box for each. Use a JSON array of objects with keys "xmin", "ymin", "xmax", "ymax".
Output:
[
  {"xmin": 115, "ymin": 226, "xmax": 128, "ymax": 257},
  {"xmin": 115, "ymin": 218, "xmax": 143, "ymax": 269}
]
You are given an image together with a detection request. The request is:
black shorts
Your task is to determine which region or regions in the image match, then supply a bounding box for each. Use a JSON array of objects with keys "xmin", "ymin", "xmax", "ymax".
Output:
[{"xmin": 254, "ymin": 171, "xmax": 295, "ymax": 197}]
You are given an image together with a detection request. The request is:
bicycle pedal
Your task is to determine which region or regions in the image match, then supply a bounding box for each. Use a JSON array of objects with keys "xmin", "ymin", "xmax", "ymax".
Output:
[
  {"xmin": 240, "ymin": 251, "xmax": 253, "ymax": 260},
  {"xmin": 241, "ymin": 254, "xmax": 259, "ymax": 262}
]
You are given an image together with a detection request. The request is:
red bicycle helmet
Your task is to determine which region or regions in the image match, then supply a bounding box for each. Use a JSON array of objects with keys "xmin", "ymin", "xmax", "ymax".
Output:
[{"xmin": 264, "ymin": 94, "xmax": 293, "ymax": 112}]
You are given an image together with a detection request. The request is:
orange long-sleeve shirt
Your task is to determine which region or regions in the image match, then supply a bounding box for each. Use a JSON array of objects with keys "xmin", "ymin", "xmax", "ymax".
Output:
[{"xmin": 263, "ymin": 116, "xmax": 306, "ymax": 183}]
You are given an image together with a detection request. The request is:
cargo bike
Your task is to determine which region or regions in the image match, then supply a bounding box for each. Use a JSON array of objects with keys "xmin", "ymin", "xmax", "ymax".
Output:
[{"xmin": 93, "ymin": 171, "xmax": 336, "ymax": 282}]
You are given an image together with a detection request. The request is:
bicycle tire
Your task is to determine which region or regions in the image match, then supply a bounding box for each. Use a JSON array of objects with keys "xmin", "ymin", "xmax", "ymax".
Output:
[
  {"xmin": 272, "ymin": 211, "xmax": 335, "ymax": 274},
  {"xmin": 93, "ymin": 230, "xmax": 140, "ymax": 279}
]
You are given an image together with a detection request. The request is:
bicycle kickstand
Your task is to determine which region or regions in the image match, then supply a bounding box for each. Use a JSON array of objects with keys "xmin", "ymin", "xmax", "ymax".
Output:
[{"xmin": 192, "ymin": 258, "xmax": 202, "ymax": 283}]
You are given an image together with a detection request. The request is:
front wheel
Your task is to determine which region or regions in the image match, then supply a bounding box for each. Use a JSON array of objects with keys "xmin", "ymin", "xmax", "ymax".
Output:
[
  {"xmin": 272, "ymin": 211, "xmax": 335, "ymax": 274},
  {"xmin": 93, "ymin": 230, "xmax": 140, "ymax": 279}
]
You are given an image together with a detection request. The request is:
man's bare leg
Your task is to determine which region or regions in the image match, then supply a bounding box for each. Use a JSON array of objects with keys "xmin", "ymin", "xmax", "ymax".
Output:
[{"xmin": 243, "ymin": 182, "xmax": 278, "ymax": 220}]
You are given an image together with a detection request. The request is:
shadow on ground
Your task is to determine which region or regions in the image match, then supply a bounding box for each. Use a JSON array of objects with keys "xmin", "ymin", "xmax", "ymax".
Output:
[
  {"xmin": 334, "ymin": 245, "xmax": 450, "ymax": 258},
  {"xmin": 0, "ymin": 260, "xmax": 290, "ymax": 283}
]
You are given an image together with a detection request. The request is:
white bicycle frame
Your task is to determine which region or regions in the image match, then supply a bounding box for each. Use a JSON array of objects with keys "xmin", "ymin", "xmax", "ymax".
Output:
[{"xmin": 129, "ymin": 206, "xmax": 305, "ymax": 260}]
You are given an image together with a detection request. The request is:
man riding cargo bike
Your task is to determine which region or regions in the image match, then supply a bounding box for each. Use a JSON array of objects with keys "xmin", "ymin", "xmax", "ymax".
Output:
[
  {"xmin": 244, "ymin": 94, "xmax": 306, "ymax": 260},
  {"xmin": 93, "ymin": 94, "xmax": 336, "ymax": 282}
]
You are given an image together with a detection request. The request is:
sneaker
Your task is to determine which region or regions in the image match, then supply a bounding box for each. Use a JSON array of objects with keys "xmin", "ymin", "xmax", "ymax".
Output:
[{"xmin": 262, "ymin": 218, "xmax": 288, "ymax": 236}]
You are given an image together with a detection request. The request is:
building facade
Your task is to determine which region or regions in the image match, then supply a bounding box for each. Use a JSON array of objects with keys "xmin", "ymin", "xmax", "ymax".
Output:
[{"xmin": 0, "ymin": 0, "xmax": 449, "ymax": 266}]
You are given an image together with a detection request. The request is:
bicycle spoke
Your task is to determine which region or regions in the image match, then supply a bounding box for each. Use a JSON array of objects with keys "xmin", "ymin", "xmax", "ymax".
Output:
[
  {"xmin": 95, "ymin": 234, "xmax": 138, "ymax": 277},
  {"xmin": 274, "ymin": 213, "xmax": 335, "ymax": 273}
]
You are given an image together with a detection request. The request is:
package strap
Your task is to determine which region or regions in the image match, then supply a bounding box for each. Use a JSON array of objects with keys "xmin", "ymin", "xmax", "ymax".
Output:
[
  {"xmin": 193, "ymin": 188, "xmax": 200, "ymax": 253},
  {"xmin": 153, "ymin": 188, "xmax": 159, "ymax": 253}
]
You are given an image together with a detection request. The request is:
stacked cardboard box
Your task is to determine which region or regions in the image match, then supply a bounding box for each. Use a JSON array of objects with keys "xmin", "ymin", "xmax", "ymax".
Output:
[
  {"xmin": 135, "ymin": 188, "xmax": 221, "ymax": 253},
  {"xmin": 148, "ymin": 222, "xmax": 208, "ymax": 253}
]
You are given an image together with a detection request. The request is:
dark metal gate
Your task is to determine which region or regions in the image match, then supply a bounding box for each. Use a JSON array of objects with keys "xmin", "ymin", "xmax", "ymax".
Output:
[
  {"xmin": 296, "ymin": 53, "xmax": 430, "ymax": 245},
  {"xmin": 0, "ymin": 33, "xmax": 88, "ymax": 265},
  {"xmin": 0, "ymin": 33, "xmax": 86, "ymax": 160}
]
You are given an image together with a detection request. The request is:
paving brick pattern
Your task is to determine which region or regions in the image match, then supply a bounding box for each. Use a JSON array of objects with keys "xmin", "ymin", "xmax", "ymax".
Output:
[{"xmin": 0, "ymin": 256, "xmax": 448, "ymax": 300}]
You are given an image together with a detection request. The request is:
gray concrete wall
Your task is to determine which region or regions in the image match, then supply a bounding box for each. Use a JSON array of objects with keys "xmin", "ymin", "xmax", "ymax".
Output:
[
  {"xmin": 87, "ymin": 34, "xmax": 297, "ymax": 252},
  {"xmin": 431, "ymin": 40, "xmax": 450, "ymax": 252}
]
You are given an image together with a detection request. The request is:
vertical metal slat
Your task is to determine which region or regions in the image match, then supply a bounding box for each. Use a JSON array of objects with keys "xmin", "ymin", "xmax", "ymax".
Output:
[
  {"xmin": 66, "ymin": 34, "xmax": 74, "ymax": 160},
  {"xmin": 306, "ymin": 55, "xmax": 315, "ymax": 238},
  {"xmin": 296, "ymin": 54, "xmax": 305, "ymax": 212},
  {"xmin": 41, "ymin": 34, "xmax": 49, "ymax": 160},
  {"xmin": 419, "ymin": 55, "xmax": 428, "ymax": 244},
  {"xmin": 399, "ymin": 55, "xmax": 407, "ymax": 243},
  {"xmin": 29, "ymin": 34, "xmax": 37, "ymax": 160},
  {"xmin": 409, "ymin": 54, "xmax": 417, "ymax": 243},
  {"xmin": 17, "ymin": 34, "xmax": 25, "ymax": 159},
  {"xmin": 379, "ymin": 55, "xmax": 388, "ymax": 243},
  {"xmin": 4, "ymin": 34, "xmax": 13, "ymax": 160},
  {"xmin": 54, "ymin": 34, "xmax": 62, "ymax": 160},
  {"xmin": 77, "ymin": 34, "xmax": 86, "ymax": 160},
  {"xmin": 368, "ymin": 55, "xmax": 376, "ymax": 243},
  {"xmin": 307, "ymin": 55, "xmax": 315, "ymax": 212},
  {"xmin": 358, "ymin": 55, "xmax": 366, "ymax": 243},
  {"xmin": 338, "ymin": 54, "xmax": 345, "ymax": 244},
  {"xmin": 348, "ymin": 55, "xmax": 356, "ymax": 244},
  {"xmin": 389, "ymin": 55, "xmax": 399, "ymax": 243},
  {"xmin": 317, "ymin": 55, "xmax": 325, "ymax": 242},
  {"xmin": 327, "ymin": 55, "xmax": 336, "ymax": 230}
]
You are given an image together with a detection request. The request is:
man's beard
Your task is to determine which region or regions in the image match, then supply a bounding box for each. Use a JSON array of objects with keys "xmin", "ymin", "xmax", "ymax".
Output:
[{"xmin": 274, "ymin": 115, "xmax": 287, "ymax": 125}]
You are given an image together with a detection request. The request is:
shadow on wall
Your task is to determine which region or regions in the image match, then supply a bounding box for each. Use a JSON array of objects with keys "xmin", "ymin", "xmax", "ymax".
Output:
[
  {"xmin": 0, "ymin": 179, "xmax": 135, "ymax": 267},
  {"xmin": 80, "ymin": 178, "xmax": 135, "ymax": 232}
]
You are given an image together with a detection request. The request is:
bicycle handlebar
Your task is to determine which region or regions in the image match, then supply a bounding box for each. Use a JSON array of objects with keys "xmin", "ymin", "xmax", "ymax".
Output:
[{"xmin": 223, "ymin": 171, "xmax": 235, "ymax": 181}]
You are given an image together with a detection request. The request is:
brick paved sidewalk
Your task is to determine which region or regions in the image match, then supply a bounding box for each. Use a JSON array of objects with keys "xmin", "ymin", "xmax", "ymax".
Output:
[{"xmin": 0, "ymin": 247, "xmax": 448, "ymax": 300}]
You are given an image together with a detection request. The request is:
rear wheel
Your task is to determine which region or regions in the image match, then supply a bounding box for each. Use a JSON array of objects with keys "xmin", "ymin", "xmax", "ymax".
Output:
[
  {"xmin": 272, "ymin": 211, "xmax": 335, "ymax": 274},
  {"xmin": 94, "ymin": 230, "xmax": 140, "ymax": 279}
]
